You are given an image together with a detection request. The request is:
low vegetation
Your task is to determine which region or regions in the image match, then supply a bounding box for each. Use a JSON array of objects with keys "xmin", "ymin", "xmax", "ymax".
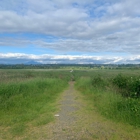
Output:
[
  {"xmin": 75, "ymin": 70, "xmax": 140, "ymax": 127},
  {"xmin": 0, "ymin": 68, "xmax": 140, "ymax": 139},
  {"xmin": 112, "ymin": 74, "xmax": 140, "ymax": 98},
  {"xmin": 0, "ymin": 70, "xmax": 71, "ymax": 138}
]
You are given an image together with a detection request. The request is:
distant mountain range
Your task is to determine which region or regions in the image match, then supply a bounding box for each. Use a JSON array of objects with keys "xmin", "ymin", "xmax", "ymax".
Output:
[
  {"xmin": 25, "ymin": 60, "xmax": 41, "ymax": 65},
  {"xmin": 0, "ymin": 59, "xmax": 41, "ymax": 65}
]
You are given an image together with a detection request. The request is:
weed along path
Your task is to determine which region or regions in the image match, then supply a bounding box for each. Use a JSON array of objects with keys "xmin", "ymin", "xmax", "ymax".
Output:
[{"xmin": 45, "ymin": 82, "xmax": 140, "ymax": 140}]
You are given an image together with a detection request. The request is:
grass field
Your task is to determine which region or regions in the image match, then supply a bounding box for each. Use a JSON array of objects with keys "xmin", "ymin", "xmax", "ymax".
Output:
[
  {"xmin": 0, "ymin": 69, "xmax": 71, "ymax": 139},
  {"xmin": 75, "ymin": 69, "xmax": 140, "ymax": 127},
  {"xmin": 0, "ymin": 69, "xmax": 140, "ymax": 139}
]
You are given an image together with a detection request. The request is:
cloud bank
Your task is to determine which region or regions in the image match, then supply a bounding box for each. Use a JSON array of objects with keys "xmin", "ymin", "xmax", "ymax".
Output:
[
  {"xmin": 0, "ymin": 0, "xmax": 140, "ymax": 63},
  {"xmin": 0, "ymin": 53, "xmax": 140, "ymax": 64}
]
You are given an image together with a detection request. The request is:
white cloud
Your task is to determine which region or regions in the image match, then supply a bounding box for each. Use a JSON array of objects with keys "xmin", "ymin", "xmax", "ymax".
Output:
[
  {"xmin": 1, "ymin": 34, "xmax": 140, "ymax": 55},
  {"xmin": 0, "ymin": 53, "xmax": 140, "ymax": 64},
  {"xmin": 0, "ymin": 0, "xmax": 140, "ymax": 61}
]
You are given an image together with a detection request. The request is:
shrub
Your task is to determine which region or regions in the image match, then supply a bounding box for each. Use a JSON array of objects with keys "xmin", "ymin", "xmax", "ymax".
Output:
[
  {"xmin": 113, "ymin": 74, "xmax": 140, "ymax": 98},
  {"xmin": 128, "ymin": 77, "xmax": 140, "ymax": 98},
  {"xmin": 112, "ymin": 74, "xmax": 128, "ymax": 88},
  {"xmin": 91, "ymin": 75, "xmax": 106, "ymax": 88},
  {"xmin": 75, "ymin": 73, "xmax": 140, "ymax": 127}
]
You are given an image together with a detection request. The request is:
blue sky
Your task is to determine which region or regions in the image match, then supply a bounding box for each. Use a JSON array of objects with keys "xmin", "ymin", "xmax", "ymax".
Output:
[{"xmin": 0, "ymin": 0, "xmax": 140, "ymax": 64}]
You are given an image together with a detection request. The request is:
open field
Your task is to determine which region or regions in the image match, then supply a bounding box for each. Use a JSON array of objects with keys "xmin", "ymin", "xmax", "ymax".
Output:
[
  {"xmin": 0, "ymin": 70, "xmax": 71, "ymax": 139},
  {"xmin": 0, "ymin": 69, "xmax": 140, "ymax": 139}
]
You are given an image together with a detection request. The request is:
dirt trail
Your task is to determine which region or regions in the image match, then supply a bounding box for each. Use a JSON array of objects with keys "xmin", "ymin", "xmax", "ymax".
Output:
[{"xmin": 45, "ymin": 82, "xmax": 140, "ymax": 140}]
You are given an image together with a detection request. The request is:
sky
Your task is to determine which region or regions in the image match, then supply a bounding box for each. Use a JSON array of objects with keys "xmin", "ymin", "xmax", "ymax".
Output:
[{"xmin": 0, "ymin": 0, "xmax": 140, "ymax": 64}]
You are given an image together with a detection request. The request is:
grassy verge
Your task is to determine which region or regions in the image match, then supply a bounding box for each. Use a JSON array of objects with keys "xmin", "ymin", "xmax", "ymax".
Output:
[
  {"xmin": 0, "ymin": 70, "xmax": 69, "ymax": 139},
  {"xmin": 75, "ymin": 72, "xmax": 140, "ymax": 128}
]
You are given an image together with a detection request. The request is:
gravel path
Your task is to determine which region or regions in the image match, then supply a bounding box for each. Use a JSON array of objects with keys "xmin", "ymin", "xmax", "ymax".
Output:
[
  {"xmin": 45, "ymin": 82, "xmax": 140, "ymax": 140},
  {"xmin": 46, "ymin": 82, "xmax": 82, "ymax": 139}
]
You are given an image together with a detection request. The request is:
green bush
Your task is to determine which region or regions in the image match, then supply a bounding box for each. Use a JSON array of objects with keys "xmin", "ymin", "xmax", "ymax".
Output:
[
  {"xmin": 75, "ymin": 74, "xmax": 140, "ymax": 127},
  {"xmin": 113, "ymin": 74, "xmax": 140, "ymax": 98},
  {"xmin": 128, "ymin": 77, "xmax": 140, "ymax": 98},
  {"xmin": 91, "ymin": 75, "xmax": 106, "ymax": 88},
  {"xmin": 113, "ymin": 74, "xmax": 128, "ymax": 88}
]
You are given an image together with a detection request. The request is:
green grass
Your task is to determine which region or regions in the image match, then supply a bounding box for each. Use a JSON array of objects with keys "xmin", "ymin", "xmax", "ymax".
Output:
[
  {"xmin": 0, "ymin": 70, "xmax": 71, "ymax": 138},
  {"xmin": 75, "ymin": 70, "xmax": 140, "ymax": 127},
  {"xmin": 0, "ymin": 69, "xmax": 72, "ymax": 83},
  {"xmin": 1, "ymin": 69, "xmax": 140, "ymax": 138}
]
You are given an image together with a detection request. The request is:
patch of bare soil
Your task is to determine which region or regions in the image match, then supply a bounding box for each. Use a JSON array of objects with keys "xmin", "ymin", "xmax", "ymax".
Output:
[{"xmin": 45, "ymin": 82, "xmax": 140, "ymax": 140}]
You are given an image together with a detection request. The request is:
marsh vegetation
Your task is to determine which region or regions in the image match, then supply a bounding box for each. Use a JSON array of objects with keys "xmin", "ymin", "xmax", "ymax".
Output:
[{"xmin": 0, "ymin": 69, "xmax": 140, "ymax": 139}]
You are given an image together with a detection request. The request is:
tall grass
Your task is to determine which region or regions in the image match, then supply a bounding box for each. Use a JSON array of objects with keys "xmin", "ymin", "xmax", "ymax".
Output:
[
  {"xmin": 1, "ymin": 69, "xmax": 140, "ymax": 138},
  {"xmin": 0, "ymin": 69, "xmax": 71, "ymax": 83},
  {"xmin": 0, "ymin": 70, "xmax": 70, "ymax": 138},
  {"xmin": 75, "ymin": 71, "xmax": 140, "ymax": 127}
]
